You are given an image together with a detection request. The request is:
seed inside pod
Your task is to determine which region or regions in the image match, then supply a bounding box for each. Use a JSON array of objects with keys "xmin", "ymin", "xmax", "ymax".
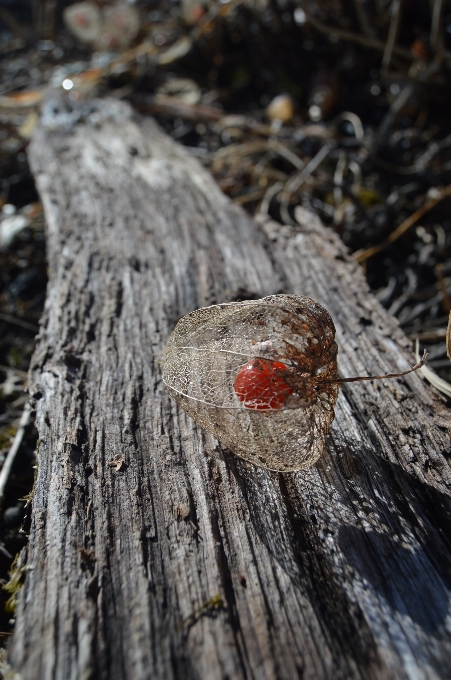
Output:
[{"xmin": 233, "ymin": 358, "xmax": 293, "ymax": 410}]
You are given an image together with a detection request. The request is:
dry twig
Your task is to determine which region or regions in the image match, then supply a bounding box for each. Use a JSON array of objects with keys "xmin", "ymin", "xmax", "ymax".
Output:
[
  {"xmin": 382, "ymin": 0, "xmax": 402, "ymax": 72},
  {"xmin": 415, "ymin": 339, "xmax": 451, "ymax": 397},
  {"xmin": 355, "ymin": 184, "xmax": 451, "ymax": 263},
  {"xmin": 300, "ymin": 4, "xmax": 413, "ymax": 60},
  {"xmin": 446, "ymin": 313, "xmax": 451, "ymax": 360},
  {"xmin": 0, "ymin": 402, "xmax": 31, "ymax": 511},
  {"xmin": 0, "ymin": 312, "xmax": 39, "ymax": 333}
]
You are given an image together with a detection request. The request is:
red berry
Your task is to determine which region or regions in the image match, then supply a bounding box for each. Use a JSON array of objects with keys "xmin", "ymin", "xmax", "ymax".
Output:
[{"xmin": 233, "ymin": 358, "xmax": 293, "ymax": 410}]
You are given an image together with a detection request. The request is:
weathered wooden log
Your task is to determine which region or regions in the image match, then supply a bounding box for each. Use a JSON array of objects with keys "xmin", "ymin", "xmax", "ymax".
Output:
[{"xmin": 9, "ymin": 96, "xmax": 451, "ymax": 680}]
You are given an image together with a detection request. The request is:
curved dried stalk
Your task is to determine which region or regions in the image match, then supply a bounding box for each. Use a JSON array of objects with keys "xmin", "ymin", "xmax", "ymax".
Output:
[
  {"xmin": 0, "ymin": 402, "xmax": 31, "ymax": 511},
  {"xmin": 355, "ymin": 184, "xmax": 451, "ymax": 263},
  {"xmin": 327, "ymin": 350, "xmax": 428, "ymax": 384},
  {"xmin": 280, "ymin": 142, "xmax": 333, "ymax": 224},
  {"xmin": 382, "ymin": 0, "xmax": 402, "ymax": 72},
  {"xmin": 213, "ymin": 141, "xmax": 304, "ymax": 173},
  {"xmin": 300, "ymin": 3, "xmax": 413, "ymax": 60},
  {"xmin": 415, "ymin": 339, "xmax": 451, "ymax": 397},
  {"xmin": 259, "ymin": 181, "xmax": 283, "ymax": 215},
  {"xmin": 352, "ymin": 0, "xmax": 376, "ymax": 37},
  {"xmin": 446, "ymin": 313, "xmax": 451, "ymax": 360},
  {"xmin": 430, "ymin": 0, "xmax": 445, "ymax": 57}
]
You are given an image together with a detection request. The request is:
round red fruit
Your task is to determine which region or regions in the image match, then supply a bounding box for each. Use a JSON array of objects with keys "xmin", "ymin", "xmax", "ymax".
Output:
[{"xmin": 233, "ymin": 358, "xmax": 293, "ymax": 410}]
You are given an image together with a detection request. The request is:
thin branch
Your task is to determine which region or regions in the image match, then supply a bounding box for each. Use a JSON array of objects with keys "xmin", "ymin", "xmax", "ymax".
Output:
[
  {"xmin": 280, "ymin": 142, "xmax": 334, "ymax": 224},
  {"xmin": 446, "ymin": 313, "xmax": 451, "ymax": 361},
  {"xmin": 326, "ymin": 350, "xmax": 428, "ymax": 384},
  {"xmin": 436, "ymin": 264, "xmax": 451, "ymax": 313},
  {"xmin": 0, "ymin": 365, "xmax": 28, "ymax": 378},
  {"xmin": 131, "ymin": 94, "xmax": 223, "ymax": 124},
  {"xmin": 0, "ymin": 8, "xmax": 26, "ymax": 37},
  {"xmin": 371, "ymin": 84, "xmax": 414, "ymax": 154},
  {"xmin": 415, "ymin": 340, "xmax": 451, "ymax": 397},
  {"xmin": 352, "ymin": 0, "xmax": 375, "ymax": 37},
  {"xmin": 0, "ymin": 402, "xmax": 31, "ymax": 510},
  {"xmin": 301, "ymin": 5, "xmax": 413, "ymax": 61},
  {"xmin": 382, "ymin": 0, "xmax": 402, "ymax": 71},
  {"xmin": 355, "ymin": 184, "xmax": 451, "ymax": 263},
  {"xmin": 259, "ymin": 181, "xmax": 284, "ymax": 215},
  {"xmin": 430, "ymin": 0, "xmax": 445, "ymax": 57},
  {"xmin": 0, "ymin": 312, "xmax": 39, "ymax": 333}
]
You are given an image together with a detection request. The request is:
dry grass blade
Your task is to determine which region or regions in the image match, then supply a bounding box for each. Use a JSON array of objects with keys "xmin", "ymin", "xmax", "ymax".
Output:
[
  {"xmin": 431, "ymin": 0, "xmax": 445, "ymax": 56},
  {"xmin": 301, "ymin": 5, "xmax": 413, "ymax": 60},
  {"xmin": 415, "ymin": 339, "xmax": 451, "ymax": 397},
  {"xmin": 382, "ymin": 0, "xmax": 402, "ymax": 71},
  {"xmin": 447, "ymin": 312, "xmax": 451, "ymax": 361},
  {"xmin": 436, "ymin": 264, "xmax": 451, "ymax": 313},
  {"xmin": 280, "ymin": 142, "xmax": 333, "ymax": 224},
  {"xmin": 137, "ymin": 94, "xmax": 223, "ymax": 123},
  {"xmin": 259, "ymin": 181, "xmax": 284, "ymax": 215},
  {"xmin": 0, "ymin": 312, "xmax": 39, "ymax": 333},
  {"xmin": 328, "ymin": 350, "xmax": 428, "ymax": 384},
  {"xmin": 213, "ymin": 141, "xmax": 304, "ymax": 172},
  {"xmin": 0, "ymin": 402, "xmax": 31, "ymax": 510},
  {"xmin": 355, "ymin": 184, "xmax": 451, "ymax": 263}
]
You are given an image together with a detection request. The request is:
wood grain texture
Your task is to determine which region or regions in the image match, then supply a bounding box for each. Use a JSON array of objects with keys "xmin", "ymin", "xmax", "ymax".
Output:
[{"xmin": 9, "ymin": 95, "xmax": 451, "ymax": 680}]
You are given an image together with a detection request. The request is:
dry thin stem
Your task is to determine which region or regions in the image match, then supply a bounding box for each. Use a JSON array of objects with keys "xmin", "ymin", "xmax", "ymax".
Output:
[
  {"xmin": 0, "ymin": 8, "xmax": 25, "ymax": 37},
  {"xmin": 436, "ymin": 264, "xmax": 451, "ymax": 313},
  {"xmin": 280, "ymin": 142, "xmax": 333, "ymax": 224},
  {"xmin": 232, "ymin": 189, "xmax": 266, "ymax": 205},
  {"xmin": 375, "ymin": 133, "xmax": 451, "ymax": 176},
  {"xmin": 136, "ymin": 94, "xmax": 223, "ymax": 124},
  {"xmin": 326, "ymin": 350, "xmax": 428, "ymax": 384},
  {"xmin": 301, "ymin": 4, "xmax": 413, "ymax": 60},
  {"xmin": 372, "ymin": 84, "xmax": 415, "ymax": 153},
  {"xmin": 406, "ymin": 328, "xmax": 447, "ymax": 341},
  {"xmin": 447, "ymin": 313, "xmax": 451, "ymax": 361},
  {"xmin": 0, "ymin": 311, "xmax": 39, "ymax": 333},
  {"xmin": 0, "ymin": 364, "xmax": 28, "ymax": 378},
  {"xmin": 415, "ymin": 340, "xmax": 451, "ymax": 397},
  {"xmin": 259, "ymin": 181, "xmax": 284, "ymax": 215},
  {"xmin": 355, "ymin": 185, "xmax": 451, "ymax": 263},
  {"xmin": 0, "ymin": 402, "xmax": 31, "ymax": 510},
  {"xmin": 214, "ymin": 141, "xmax": 304, "ymax": 172},
  {"xmin": 352, "ymin": 0, "xmax": 375, "ymax": 37},
  {"xmin": 382, "ymin": 0, "xmax": 402, "ymax": 71},
  {"xmin": 430, "ymin": 0, "xmax": 445, "ymax": 57}
]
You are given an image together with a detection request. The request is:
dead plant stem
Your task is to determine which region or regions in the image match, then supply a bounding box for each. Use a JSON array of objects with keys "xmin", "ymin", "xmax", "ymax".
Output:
[
  {"xmin": 0, "ymin": 402, "xmax": 31, "ymax": 510},
  {"xmin": 355, "ymin": 185, "xmax": 451, "ymax": 263}
]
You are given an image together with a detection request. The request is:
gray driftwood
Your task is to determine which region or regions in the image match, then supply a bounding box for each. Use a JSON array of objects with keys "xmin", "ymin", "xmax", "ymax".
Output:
[{"xmin": 9, "ymin": 96, "xmax": 451, "ymax": 680}]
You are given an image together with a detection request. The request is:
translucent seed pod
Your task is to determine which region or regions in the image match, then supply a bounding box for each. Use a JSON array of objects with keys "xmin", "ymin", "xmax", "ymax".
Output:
[{"xmin": 163, "ymin": 295, "xmax": 340, "ymax": 472}]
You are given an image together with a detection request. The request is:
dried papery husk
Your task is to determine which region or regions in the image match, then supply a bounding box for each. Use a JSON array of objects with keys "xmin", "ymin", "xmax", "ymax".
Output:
[{"xmin": 163, "ymin": 295, "xmax": 339, "ymax": 472}]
